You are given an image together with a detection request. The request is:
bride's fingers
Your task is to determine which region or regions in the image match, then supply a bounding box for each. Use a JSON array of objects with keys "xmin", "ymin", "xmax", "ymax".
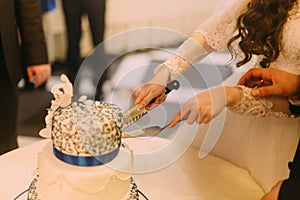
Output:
[
  {"xmin": 169, "ymin": 107, "xmax": 190, "ymax": 128},
  {"xmin": 186, "ymin": 108, "xmax": 198, "ymax": 125},
  {"xmin": 154, "ymin": 94, "xmax": 167, "ymax": 104},
  {"xmin": 132, "ymin": 88, "xmax": 144, "ymax": 104},
  {"xmin": 169, "ymin": 112, "xmax": 182, "ymax": 128},
  {"xmin": 201, "ymin": 113, "xmax": 212, "ymax": 124},
  {"xmin": 138, "ymin": 91, "xmax": 160, "ymax": 109},
  {"xmin": 198, "ymin": 107, "xmax": 211, "ymax": 124},
  {"xmin": 144, "ymin": 94, "xmax": 167, "ymax": 110},
  {"xmin": 134, "ymin": 87, "xmax": 152, "ymax": 106},
  {"xmin": 131, "ymin": 86, "xmax": 140, "ymax": 98},
  {"xmin": 145, "ymin": 101, "xmax": 158, "ymax": 110}
]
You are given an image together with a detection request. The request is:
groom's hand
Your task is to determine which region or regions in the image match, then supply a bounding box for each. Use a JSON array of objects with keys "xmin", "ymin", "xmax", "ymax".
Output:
[{"xmin": 238, "ymin": 68, "xmax": 300, "ymax": 97}]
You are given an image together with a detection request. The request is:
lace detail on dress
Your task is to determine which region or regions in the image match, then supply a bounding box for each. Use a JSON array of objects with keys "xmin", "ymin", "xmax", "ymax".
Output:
[
  {"xmin": 160, "ymin": 55, "xmax": 191, "ymax": 81},
  {"xmin": 195, "ymin": 0, "xmax": 250, "ymax": 52},
  {"xmin": 229, "ymin": 86, "xmax": 292, "ymax": 118},
  {"xmin": 155, "ymin": 37, "xmax": 208, "ymax": 80},
  {"xmin": 274, "ymin": 1, "xmax": 300, "ymax": 75},
  {"xmin": 197, "ymin": 16, "xmax": 236, "ymax": 52}
]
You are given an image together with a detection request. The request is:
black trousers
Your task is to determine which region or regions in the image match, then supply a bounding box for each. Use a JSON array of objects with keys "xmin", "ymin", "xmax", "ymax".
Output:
[
  {"xmin": 62, "ymin": 0, "xmax": 106, "ymax": 83},
  {"xmin": 0, "ymin": 63, "xmax": 18, "ymax": 155},
  {"xmin": 279, "ymin": 139, "xmax": 300, "ymax": 200},
  {"xmin": 278, "ymin": 105, "xmax": 300, "ymax": 199}
]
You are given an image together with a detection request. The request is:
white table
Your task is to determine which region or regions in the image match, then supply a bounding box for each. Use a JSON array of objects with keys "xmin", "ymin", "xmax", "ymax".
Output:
[
  {"xmin": 0, "ymin": 138, "xmax": 202, "ymax": 200},
  {"xmin": 0, "ymin": 136, "xmax": 264, "ymax": 200}
]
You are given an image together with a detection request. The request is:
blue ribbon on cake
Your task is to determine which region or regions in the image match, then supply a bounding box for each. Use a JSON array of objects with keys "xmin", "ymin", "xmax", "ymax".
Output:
[{"xmin": 53, "ymin": 147, "xmax": 120, "ymax": 166}]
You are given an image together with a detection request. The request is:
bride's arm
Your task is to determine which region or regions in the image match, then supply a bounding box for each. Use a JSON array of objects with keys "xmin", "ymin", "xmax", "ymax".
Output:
[
  {"xmin": 133, "ymin": 0, "xmax": 250, "ymax": 108},
  {"xmin": 133, "ymin": 36, "xmax": 211, "ymax": 109},
  {"xmin": 158, "ymin": 34, "xmax": 212, "ymax": 81},
  {"xmin": 169, "ymin": 86, "xmax": 243, "ymax": 126},
  {"xmin": 228, "ymin": 86, "xmax": 292, "ymax": 118},
  {"xmin": 170, "ymin": 85, "xmax": 292, "ymax": 127},
  {"xmin": 159, "ymin": 0, "xmax": 251, "ymax": 81}
]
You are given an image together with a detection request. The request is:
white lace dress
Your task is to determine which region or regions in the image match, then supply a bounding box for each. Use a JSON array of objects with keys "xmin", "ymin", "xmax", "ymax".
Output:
[
  {"xmin": 162, "ymin": 0, "xmax": 300, "ymax": 193},
  {"xmin": 163, "ymin": 0, "xmax": 300, "ymax": 118}
]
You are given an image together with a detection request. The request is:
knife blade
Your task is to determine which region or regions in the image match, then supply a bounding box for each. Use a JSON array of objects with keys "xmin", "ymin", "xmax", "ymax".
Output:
[{"xmin": 122, "ymin": 80, "xmax": 180, "ymax": 128}]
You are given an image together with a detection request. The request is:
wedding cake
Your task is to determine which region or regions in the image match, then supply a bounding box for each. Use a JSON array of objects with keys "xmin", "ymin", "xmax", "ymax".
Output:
[{"xmin": 27, "ymin": 75, "xmax": 142, "ymax": 200}]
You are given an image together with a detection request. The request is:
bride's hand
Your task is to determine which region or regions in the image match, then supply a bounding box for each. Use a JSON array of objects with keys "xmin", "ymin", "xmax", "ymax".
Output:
[
  {"xmin": 169, "ymin": 86, "xmax": 243, "ymax": 127},
  {"xmin": 132, "ymin": 65, "xmax": 170, "ymax": 110},
  {"xmin": 238, "ymin": 68, "xmax": 300, "ymax": 97},
  {"xmin": 132, "ymin": 83, "xmax": 166, "ymax": 110}
]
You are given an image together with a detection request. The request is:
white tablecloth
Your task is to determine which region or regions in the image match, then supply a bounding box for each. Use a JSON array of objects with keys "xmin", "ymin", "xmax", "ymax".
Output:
[
  {"xmin": 0, "ymin": 137, "xmax": 264, "ymax": 200},
  {"xmin": 0, "ymin": 138, "xmax": 202, "ymax": 200}
]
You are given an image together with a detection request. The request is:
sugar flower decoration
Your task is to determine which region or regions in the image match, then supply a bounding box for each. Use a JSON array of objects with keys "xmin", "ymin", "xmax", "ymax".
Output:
[{"xmin": 39, "ymin": 74, "xmax": 73, "ymax": 138}]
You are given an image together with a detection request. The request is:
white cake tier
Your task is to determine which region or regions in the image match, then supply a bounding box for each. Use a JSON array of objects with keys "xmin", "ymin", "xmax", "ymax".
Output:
[{"xmin": 34, "ymin": 142, "xmax": 133, "ymax": 200}]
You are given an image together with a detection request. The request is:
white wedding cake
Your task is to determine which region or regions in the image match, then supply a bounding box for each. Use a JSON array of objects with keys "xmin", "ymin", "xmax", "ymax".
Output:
[{"xmin": 27, "ymin": 75, "xmax": 143, "ymax": 200}]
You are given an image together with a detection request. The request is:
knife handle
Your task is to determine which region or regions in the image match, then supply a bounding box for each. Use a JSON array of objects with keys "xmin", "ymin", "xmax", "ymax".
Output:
[{"xmin": 149, "ymin": 79, "xmax": 180, "ymax": 104}]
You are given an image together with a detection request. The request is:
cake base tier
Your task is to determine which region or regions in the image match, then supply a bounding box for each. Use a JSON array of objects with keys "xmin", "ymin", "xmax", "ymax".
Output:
[{"xmin": 29, "ymin": 141, "xmax": 136, "ymax": 200}]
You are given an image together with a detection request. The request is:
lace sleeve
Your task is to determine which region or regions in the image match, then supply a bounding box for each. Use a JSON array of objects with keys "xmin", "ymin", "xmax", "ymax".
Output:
[
  {"xmin": 228, "ymin": 86, "xmax": 292, "ymax": 118},
  {"xmin": 196, "ymin": 0, "xmax": 250, "ymax": 52},
  {"xmin": 155, "ymin": 0, "xmax": 251, "ymax": 80},
  {"xmin": 155, "ymin": 37, "xmax": 208, "ymax": 80},
  {"xmin": 155, "ymin": 55, "xmax": 190, "ymax": 81}
]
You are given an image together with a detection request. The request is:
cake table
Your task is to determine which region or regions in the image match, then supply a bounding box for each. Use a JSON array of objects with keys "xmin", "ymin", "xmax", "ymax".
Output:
[{"xmin": 0, "ymin": 137, "xmax": 202, "ymax": 200}]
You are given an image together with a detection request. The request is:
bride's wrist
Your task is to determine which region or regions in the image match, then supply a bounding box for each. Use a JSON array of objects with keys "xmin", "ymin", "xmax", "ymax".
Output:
[
  {"xmin": 225, "ymin": 86, "xmax": 244, "ymax": 106},
  {"xmin": 151, "ymin": 64, "xmax": 171, "ymax": 85}
]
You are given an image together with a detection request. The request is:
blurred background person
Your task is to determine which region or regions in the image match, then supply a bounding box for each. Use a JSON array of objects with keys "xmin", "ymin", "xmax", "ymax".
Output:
[
  {"xmin": 39, "ymin": 0, "xmax": 56, "ymax": 13},
  {"xmin": 0, "ymin": 0, "xmax": 51, "ymax": 155},
  {"xmin": 61, "ymin": 0, "xmax": 107, "ymax": 100}
]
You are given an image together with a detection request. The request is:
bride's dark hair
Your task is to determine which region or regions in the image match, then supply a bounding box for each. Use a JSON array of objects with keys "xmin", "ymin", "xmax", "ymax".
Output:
[{"xmin": 227, "ymin": 0, "xmax": 297, "ymax": 68}]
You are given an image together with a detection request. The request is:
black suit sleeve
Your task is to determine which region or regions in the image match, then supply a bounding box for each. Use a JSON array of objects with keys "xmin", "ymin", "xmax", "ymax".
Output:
[{"xmin": 15, "ymin": 0, "xmax": 48, "ymax": 66}]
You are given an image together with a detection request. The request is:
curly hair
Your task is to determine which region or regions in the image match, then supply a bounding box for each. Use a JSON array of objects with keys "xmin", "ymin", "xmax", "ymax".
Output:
[{"xmin": 227, "ymin": 0, "xmax": 297, "ymax": 68}]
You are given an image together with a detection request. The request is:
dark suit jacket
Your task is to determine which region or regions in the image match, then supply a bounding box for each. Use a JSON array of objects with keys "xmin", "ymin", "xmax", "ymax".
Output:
[{"xmin": 0, "ymin": 0, "xmax": 48, "ymax": 84}]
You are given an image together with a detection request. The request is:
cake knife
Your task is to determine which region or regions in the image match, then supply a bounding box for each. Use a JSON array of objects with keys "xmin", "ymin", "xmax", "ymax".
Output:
[{"xmin": 122, "ymin": 80, "xmax": 180, "ymax": 128}]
